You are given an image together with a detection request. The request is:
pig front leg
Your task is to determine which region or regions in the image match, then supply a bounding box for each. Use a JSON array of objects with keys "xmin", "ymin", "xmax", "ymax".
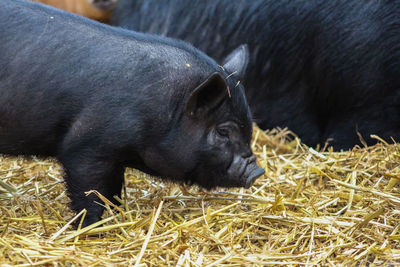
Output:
[{"xmin": 58, "ymin": 148, "xmax": 125, "ymax": 227}]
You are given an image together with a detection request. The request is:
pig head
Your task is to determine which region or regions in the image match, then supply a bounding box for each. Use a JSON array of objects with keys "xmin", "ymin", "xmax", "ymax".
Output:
[{"xmin": 138, "ymin": 45, "xmax": 265, "ymax": 190}]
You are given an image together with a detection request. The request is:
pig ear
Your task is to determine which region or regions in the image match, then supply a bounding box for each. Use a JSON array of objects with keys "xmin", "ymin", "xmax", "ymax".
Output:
[
  {"xmin": 185, "ymin": 72, "xmax": 228, "ymax": 118},
  {"xmin": 222, "ymin": 44, "xmax": 249, "ymax": 80}
]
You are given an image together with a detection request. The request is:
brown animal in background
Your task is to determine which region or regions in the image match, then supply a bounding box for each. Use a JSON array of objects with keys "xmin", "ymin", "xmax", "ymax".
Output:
[{"xmin": 31, "ymin": 0, "xmax": 115, "ymax": 21}]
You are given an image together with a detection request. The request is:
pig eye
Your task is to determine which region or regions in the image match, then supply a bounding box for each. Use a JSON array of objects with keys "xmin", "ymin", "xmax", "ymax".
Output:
[{"xmin": 216, "ymin": 127, "xmax": 230, "ymax": 138}]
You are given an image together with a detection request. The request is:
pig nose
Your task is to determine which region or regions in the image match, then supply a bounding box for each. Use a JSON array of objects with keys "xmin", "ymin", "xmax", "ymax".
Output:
[{"xmin": 244, "ymin": 166, "xmax": 265, "ymax": 189}]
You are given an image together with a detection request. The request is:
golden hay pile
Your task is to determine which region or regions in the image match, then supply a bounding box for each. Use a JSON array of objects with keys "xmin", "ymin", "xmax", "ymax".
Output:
[{"xmin": 0, "ymin": 127, "xmax": 399, "ymax": 266}]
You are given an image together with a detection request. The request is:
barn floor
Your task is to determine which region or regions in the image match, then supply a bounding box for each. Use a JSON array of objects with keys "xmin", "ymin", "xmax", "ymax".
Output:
[{"xmin": 0, "ymin": 127, "xmax": 399, "ymax": 266}]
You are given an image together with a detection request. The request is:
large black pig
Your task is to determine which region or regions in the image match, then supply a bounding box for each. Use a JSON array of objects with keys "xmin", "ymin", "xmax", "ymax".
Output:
[
  {"xmin": 112, "ymin": 0, "xmax": 400, "ymax": 150},
  {"xmin": 0, "ymin": 0, "xmax": 264, "ymax": 226}
]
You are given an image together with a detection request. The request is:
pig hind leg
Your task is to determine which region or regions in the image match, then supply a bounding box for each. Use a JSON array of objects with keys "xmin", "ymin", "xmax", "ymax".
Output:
[{"xmin": 59, "ymin": 149, "xmax": 124, "ymax": 227}]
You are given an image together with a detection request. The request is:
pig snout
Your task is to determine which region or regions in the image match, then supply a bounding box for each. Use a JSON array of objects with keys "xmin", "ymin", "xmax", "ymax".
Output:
[
  {"xmin": 243, "ymin": 156, "xmax": 265, "ymax": 189},
  {"xmin": 227, "ymin": 155, "xmax": 265, "ymax": 188},
  {"xmin": 244, "ymin": 163, "xmax": 265, "ymax": 189}
]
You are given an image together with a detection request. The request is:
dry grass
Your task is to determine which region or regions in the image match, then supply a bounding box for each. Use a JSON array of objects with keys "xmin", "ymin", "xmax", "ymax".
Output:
[{"xmin": 0, "ymin": 127, "xmax": 399, "ymax": 266}]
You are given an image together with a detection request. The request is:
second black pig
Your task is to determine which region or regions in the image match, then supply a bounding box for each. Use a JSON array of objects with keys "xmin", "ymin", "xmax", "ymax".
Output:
[{"xmin": 112, "ymin": 0, "xmax": 400, "ymax": 150}]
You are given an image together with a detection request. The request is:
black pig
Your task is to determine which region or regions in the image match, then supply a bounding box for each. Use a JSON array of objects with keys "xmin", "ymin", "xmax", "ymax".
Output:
[
  {"xmin": 0, "ymin": 0, "xmax": 264, "ymax": 226},
  {"xmin": 112, "ymin": 0, "xmax": 400, "ymax": 150}
]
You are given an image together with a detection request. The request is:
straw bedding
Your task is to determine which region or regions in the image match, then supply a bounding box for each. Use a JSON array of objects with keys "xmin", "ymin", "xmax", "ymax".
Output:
[{"xmin": 0, "ymin": 127, "xmax": 399, "ymax": 266}]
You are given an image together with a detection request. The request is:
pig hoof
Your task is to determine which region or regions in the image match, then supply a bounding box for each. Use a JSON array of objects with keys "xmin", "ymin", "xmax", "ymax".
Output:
[{"xmin": 72, "ymin": 214, "xmax": 102, "ymax": 229}]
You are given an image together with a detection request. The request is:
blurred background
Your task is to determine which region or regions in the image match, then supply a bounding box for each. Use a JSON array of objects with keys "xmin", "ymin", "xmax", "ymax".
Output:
[{"xmin": 30, "ymin": 0, "xmax": 115, "ymax": 21}]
